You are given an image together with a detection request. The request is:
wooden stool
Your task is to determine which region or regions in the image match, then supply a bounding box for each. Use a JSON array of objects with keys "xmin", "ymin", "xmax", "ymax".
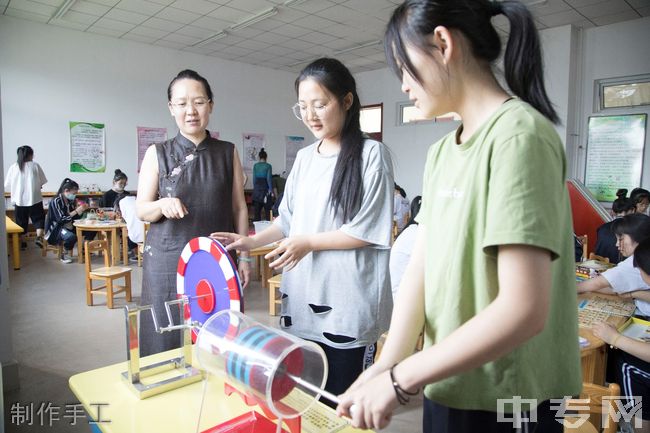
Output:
[
  {"xmin": 42, "ymin": 240, "xmax": 63, "ymax": 259},
  {"xmin": 84, "ymin": 240, "xmax": 132, "ymax": 309},
  {"xmin": 267, "ymin": 274, "xmax": 282, "ymax": 316}
]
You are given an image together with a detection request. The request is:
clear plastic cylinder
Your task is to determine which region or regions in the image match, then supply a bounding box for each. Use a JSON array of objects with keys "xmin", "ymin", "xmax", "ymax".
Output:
[{"xmin": 196, "ymin": 310, "xmax": 328, "ymax": 418}]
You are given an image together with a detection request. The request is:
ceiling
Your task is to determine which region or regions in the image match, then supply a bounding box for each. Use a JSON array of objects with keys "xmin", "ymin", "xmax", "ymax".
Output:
[{"xmin": 2, "ymin": 0, "xmax": 649, "ymax": 73}]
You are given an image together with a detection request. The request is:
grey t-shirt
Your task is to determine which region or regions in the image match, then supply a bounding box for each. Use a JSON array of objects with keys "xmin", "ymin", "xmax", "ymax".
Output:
[{"xmin": 274, "ymin": 139, "xmax": 394, "ymax": 348}]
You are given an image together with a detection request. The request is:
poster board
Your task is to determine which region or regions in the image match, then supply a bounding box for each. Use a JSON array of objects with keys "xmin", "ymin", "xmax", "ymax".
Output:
[
  {"xmin": 136, "ymin": 127, "xmax": 167, "ymax": 172},
  {"xmin": 585, "ymin": 114, "xmax": 647, "ymax": 201},
  {"xmin": 70, "ymin": 121, "xmax": 106, "ymax": 173}
]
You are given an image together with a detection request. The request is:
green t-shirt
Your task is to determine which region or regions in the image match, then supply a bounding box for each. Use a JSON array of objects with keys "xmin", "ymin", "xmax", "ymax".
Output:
[{"xmin": 416, "ymin": 99, "xmax": 581, "ymax": 411}]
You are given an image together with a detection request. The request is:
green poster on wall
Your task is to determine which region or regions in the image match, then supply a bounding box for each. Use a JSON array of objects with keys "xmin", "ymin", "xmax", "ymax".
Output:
[
  {"xmin": 585, "ymin": 114, "xmax": 647, "ymax": 202},
  {"xmin": 69, "ymin": 121, "xmax": 105, "ymax": 173}
]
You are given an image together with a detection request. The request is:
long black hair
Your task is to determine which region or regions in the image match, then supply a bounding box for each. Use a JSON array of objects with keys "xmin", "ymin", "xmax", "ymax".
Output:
[
  {"xmin": 384, "ymin": 0, "xmax": 559, "ymax": 123},
  {"xmin": 634, "ymin": 238, "xmax": 650, "ymax": 275},
  {"xmin": 612, "ymin": 213, "xmax": 650, "ymax": 244},
  {"xmin": 17, "ymin": 146, "xmax": 34, "ymax": 172},
  {"xmin": 295, "ymin": 58, "xmax": 364, "ymax": 222},
  {"xmin": 167, "ymin": 69, "xmax": 213, "ymax": 102},
  {"xmin": 57, "ymin": 178, "xmax": 79, "ymax": 195},
  {"xmin": 404, "ymin": 195, "xmax": 422, "ymax": 229}
]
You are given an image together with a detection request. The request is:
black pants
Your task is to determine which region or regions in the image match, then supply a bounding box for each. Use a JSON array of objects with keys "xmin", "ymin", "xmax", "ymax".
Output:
[
  {"xmin": 14, "ymin": 202, "xmax": 45, "ymax": 233},
  {"xmin": 423, "ymin": 398, "xmax": 563, "ymax": 433},
  {"xmin": 311, "ymin": 341, "xmax": 376, "ymax": 409},
  {"xmin": 252, "ymin": 200, "xmax": 272, "ymax": 221}
]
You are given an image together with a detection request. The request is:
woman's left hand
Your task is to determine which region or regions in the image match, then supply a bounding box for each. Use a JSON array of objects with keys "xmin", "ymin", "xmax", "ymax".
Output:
[
  {"xmin": 237, "ymin": 261, "xmax": 251, "ymax": 289},
  {"xmin": 265, "ymin": 235, "xmax": 312, "ymax": 271},
  {"xmin": 337, "ymin": 370, "xmax": 397, "ymax": 430}
]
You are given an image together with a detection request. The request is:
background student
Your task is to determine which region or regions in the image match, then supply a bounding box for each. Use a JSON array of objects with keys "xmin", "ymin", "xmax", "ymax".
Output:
[
  {"xmin": 631, "ymin": 188, "xmax": 650, "ymax": 215},
  {"xmin": 578, "ymin": 213, "xmax": 650, "ymax": 317},
  {"xmin": 213, "ymin": 57, "xmax": 394, "ymax": 403},
  {"xmin": 102, "ymin": 169, "xmax": 129, "ymax": 208},
  {"xmin": 136, "ymin": 69, "xmax": 250, "ymax": 356},
  {"xmin": 4, "ymin": 145, "xmax": 48, "ymax": 248},
  {"xmin": 337, "ymin": 1, "xmax": 581, "ymax": 431},
  {"xmin": 251, "ymin": 148, "xmax": 273, "ymax": 221},
  {"xmin": 389, "ymin": 195, "xmax": 421, "ymax": 299},
  {"xmin": 594, "ymin": 189, "xmax": 636, "ymax": 264},
  {"xmin": 44, "ymin": 178, "xmax": 89, "ymax": 263},
  {"xmin": 592, "ymin": 237, "xmax": 650, "ymax": 433}
]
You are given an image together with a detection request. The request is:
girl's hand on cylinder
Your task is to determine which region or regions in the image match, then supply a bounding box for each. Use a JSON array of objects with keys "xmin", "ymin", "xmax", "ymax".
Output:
[
  {"xmin": 237, "ymin": 260, "xmax": 251, "ymax": 289},
  {"xmin": 159, "ymin": 197, "xmax": 188, "ymax": 219},
  {"xmin": 76, "ymin": 203, "xmax": 89, "ymax": 214},
  {"xmin": 210, "ymin": 232, "xmax": 256, "ymax": 252},
  {"xmin": 592, "ymin": 322, "xmax": 619, "ymax": 345},
  {"xmin": 266, "ymin": 235, "xmax": 311, "ymax": 271},
  {"xmin": 337, "ymin": 369, "xmax": 396, "ymax": 430}
]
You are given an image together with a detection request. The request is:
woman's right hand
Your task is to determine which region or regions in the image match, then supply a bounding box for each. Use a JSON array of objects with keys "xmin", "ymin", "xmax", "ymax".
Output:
[
  {"xmin": 76, "ymin": 203, "xmax": 89, "ymax": 214},
  {"xmin": 159, "ymin": 197, "xmax": 188, "ymax": 219},
  {"xmin": 210, "ymin": 232, "xmax": 256, "ymax": 252},
  {"xmin": 592, "ymin": 322, "xmax": 619, "ymax": 345}
]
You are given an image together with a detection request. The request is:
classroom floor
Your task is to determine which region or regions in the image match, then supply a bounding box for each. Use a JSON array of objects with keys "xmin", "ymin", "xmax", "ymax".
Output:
[{"xmin": 3, "ymin": 244, "xmax": 423, "ymax": 433}]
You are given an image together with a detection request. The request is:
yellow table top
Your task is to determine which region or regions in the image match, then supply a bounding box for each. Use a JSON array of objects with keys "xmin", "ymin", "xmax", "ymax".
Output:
[
  {"xmin": 69, "ymin": 348, "xmax": 368, "ymax": 433},
  {"xmin": 5, "ymin": 216, "xmax": 23, "ymax": 233}
]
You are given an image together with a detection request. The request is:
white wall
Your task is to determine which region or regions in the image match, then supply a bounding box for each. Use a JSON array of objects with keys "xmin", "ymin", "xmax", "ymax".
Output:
[
  {"xmin": 355, "ymin": 25, "xmax": 577, "ymax": 198},
  {"xmin": 0, "ymin": 15, "xmax": 309, "ymax": 193},
  {"xmin": 357, "ymin": 18, "xmax": 650, "ymax": 197}
]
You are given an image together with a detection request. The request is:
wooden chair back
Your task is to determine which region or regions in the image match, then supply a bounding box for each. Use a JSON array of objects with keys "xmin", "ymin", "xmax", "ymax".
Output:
[{"xmin": 563, "ymin": 382, "xmax": 621, "ymax": 433}]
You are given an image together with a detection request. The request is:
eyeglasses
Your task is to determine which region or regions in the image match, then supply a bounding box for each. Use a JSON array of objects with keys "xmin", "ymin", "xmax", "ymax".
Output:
[
  {"xmin": 291, "ymin": 102, "xmax": 330, "ymax": 120},
  {"xmin": 170, "ymin": 98, "xmax": 211, "ymax": 111}
]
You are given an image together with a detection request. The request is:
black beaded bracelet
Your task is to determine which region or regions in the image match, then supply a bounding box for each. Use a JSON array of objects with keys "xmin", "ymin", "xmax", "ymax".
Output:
[{"xmin": 389, "ymin": 363, "xmax": 419, "ymax": 405}]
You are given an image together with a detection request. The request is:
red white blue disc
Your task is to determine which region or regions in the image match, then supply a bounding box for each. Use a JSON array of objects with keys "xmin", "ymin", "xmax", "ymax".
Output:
[{"xmin": 177, "ymin": 237, "xmax": 242, "ymax": 340}]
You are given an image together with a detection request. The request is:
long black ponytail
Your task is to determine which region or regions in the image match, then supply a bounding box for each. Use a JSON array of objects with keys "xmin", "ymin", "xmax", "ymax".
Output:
[
  {"xmin": 295, "ymin": 58, "xmax": 364, "ymax": 222},
  {"xmin": 17, "ymin": 146, "xmax": 34, "ymax": 172},
  {"xmin": 57, "ymin": 178, "xmax": 79, "ymax": 195},
  {"xmin": 384, "ymin": 0, "xmax": 559, "ymax": 124}
]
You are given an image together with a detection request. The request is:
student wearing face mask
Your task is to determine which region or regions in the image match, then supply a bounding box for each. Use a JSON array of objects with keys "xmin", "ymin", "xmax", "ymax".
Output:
[
  {"xmin": 103, "ymin": 169, "xmax": 129, "ymax": 208},
  {"xmin": 44, "ymin": 178, "xmax": 90, "ymax": 263}
]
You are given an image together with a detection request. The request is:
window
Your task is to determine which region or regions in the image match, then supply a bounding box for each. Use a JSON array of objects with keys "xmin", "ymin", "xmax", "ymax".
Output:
[
  {"xmin": 398, "ymin": 101, "xmax": 461, "ymax": 125},
  {"xmin": 398, "ymin": 101, "xmax": 429, "ymax": 125},
  {"xmin": 360, "ymin": 103, "xmax": 383, "ymax": 142},
  {"xmin": 597, "ymin": 75, "xmax": 650, "ymax": 110}
]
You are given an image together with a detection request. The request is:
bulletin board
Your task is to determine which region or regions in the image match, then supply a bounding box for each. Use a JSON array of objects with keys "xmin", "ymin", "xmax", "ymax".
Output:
[{"xmin": 585, "ymin": 114, "xmax": 647, "ymax": 201}]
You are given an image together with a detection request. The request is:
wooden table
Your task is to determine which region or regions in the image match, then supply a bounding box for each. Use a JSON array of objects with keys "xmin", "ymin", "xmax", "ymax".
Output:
[
  {"xmin": 69, "ymin": 348, "xmax": 368, "ymax": 433},
  {"xmin": 5, "ymin": 216, "xmax": 24, "ymax": 270},
  {"xmin": 73, "ymin": 220, "xmax": 128, "ymax": 266},
  {"xmin": 578, "ymin": 293, "xmax": 632, "ymax": 385},
  {"xmin": 249, "ymin": 244, "xmax": 275, "ymax": 289}
]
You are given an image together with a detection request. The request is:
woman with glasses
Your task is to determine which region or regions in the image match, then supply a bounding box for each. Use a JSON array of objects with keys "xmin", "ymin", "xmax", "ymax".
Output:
[
  {"xmin": 136, "ymin": 69, "xmax": 250, "ymax": 356},
  {"xmin": 213, "ymin": 58, "xmax": 394, "ymax": 402},
  {"xmin": 631, "ymin": 188, "xmax": 650, "ymax": 215},
  {"xmin": 336, "ymin": 1, "xmax": 582, "ymax": 431}
]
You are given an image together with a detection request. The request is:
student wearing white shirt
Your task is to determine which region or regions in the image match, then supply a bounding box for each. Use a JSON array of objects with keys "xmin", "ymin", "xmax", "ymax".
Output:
[
  {"xmin": 115, "ymin": 194, "xmax": 144, "ymax": 262},
  {"xmin": 578, "ymin": 213, "xmax": 650, "ymax": 316},
  {"xmin": 4, "ymin": 146, "xmax": 47, "ymax": 247},
  {"xmin": 390, "ymin": 196, "xmax": 421, "ymax": 299}
]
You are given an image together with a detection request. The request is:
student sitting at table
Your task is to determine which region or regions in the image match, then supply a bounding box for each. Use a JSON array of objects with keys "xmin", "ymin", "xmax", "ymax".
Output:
[
  {"xmin": 594, "ymin": 189, "xmax": 636, "ymax": 264},
  {"xmin": 578, "ymin": 213, "xmax": 650, "ymax": 316},
  {"xmin": 102, "ymin": 169, "xmax": 129, "ymax": 208},
  {"xmin": 44, "ymin": 178, "xmax": 91, "ymax": 264},
  {"xmin": 592, "ymin": 237, "xmax": 650, "ymax": 433}
]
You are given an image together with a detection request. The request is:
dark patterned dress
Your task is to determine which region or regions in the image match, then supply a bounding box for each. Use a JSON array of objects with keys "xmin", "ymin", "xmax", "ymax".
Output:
[{"xmin": 139, "ymin": 131, "xmax": 235, "ymax": 356}]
